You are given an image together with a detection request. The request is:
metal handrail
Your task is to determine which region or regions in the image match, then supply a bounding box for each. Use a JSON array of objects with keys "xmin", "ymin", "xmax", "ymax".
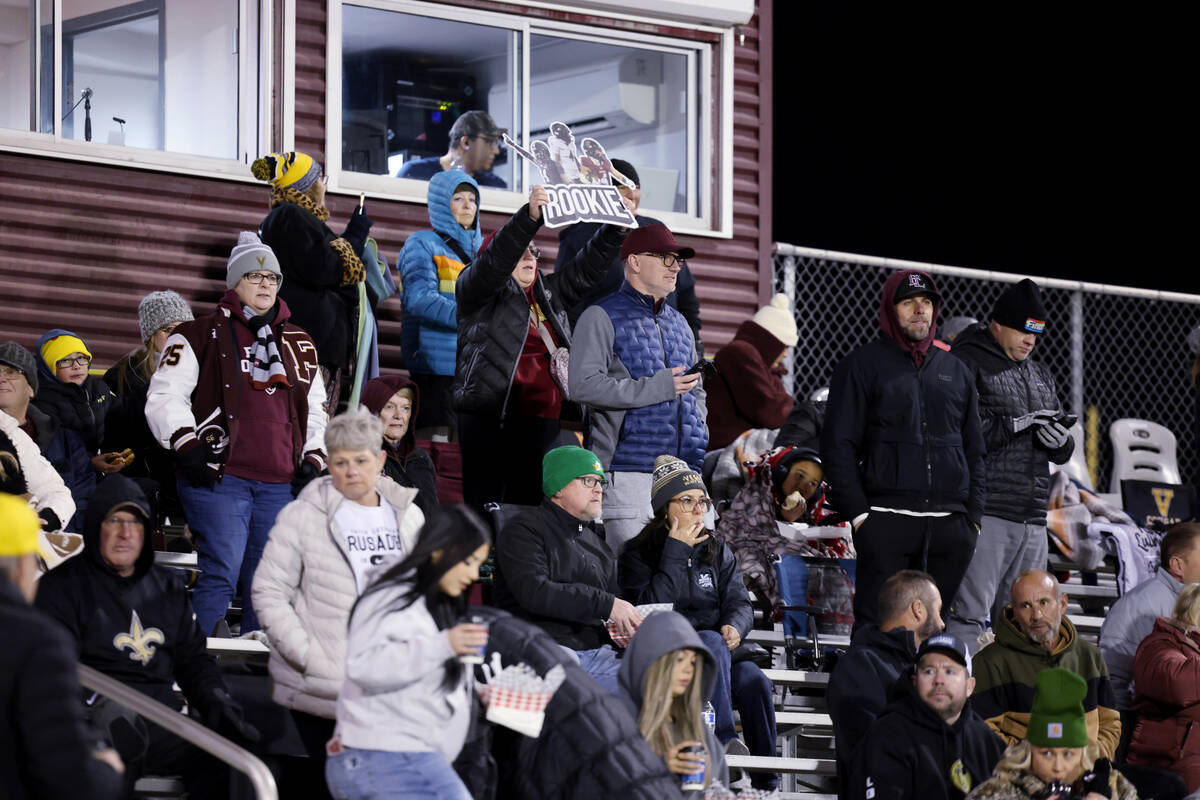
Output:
[{"xmin": 76, "ymin": 664, "xmax": 278, "ymax": 800}]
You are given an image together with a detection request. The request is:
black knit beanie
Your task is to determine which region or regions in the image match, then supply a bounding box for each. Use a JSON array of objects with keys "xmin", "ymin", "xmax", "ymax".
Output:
[{"xmin": 991, "ymin": 278, "xmax": 1047, "ymax": 334}]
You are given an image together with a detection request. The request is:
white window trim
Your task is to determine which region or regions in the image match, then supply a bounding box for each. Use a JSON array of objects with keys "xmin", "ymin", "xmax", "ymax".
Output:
[
  {"xmin": 0, "ymin": 0, "xmax": 274, "ymax": 182},
  {"xmin": 326, "ymin": 0, "xmax": 733, "ymax": 238}
]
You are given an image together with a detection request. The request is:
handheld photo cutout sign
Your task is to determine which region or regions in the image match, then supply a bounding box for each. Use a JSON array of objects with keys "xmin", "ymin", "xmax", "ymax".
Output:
[{"xmin": 503, "ymin": 122, "xmax": 638, "ymax": 229}]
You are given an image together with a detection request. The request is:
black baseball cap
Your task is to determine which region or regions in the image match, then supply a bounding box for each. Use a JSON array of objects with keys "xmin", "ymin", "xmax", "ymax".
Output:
[{"xmin": 892, "ymin": 270, "xmax": 942, "ymax": 303}]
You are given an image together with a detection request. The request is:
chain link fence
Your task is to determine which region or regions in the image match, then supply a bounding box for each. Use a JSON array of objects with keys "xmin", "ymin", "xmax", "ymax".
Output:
[{"xmin": 773, "ymin": 243, "xmax": 1200, "ymax": 492}]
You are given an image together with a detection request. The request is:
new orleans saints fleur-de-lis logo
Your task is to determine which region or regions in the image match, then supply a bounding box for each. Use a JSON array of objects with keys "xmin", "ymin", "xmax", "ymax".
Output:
[{"xmin": 112, "ymin": 610, "xmax": 165, "ymax": 666}]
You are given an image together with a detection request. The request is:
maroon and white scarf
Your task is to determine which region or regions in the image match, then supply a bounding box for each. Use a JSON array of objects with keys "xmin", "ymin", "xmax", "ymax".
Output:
[{"xmin": 243, "ymin": 306, "xmax": 290, "ymax": 390}]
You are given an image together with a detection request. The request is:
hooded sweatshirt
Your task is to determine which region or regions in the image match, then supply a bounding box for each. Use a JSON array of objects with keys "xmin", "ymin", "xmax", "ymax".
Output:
[
  {"xmin": 398, "ymin": 170, "xmax": 482, "ymax": 376},
  {"xmin": 617, "ymin": 611, "xmax": 729, "ymax": 789},
  {"xmin": 706, "ymin": 319, "xmax": 795, "ymax": 450},
  {"xmin": 864, "ymin": 678, "xmax": 1005, "ymax": 800},
  {"xmin": 363, "ymin": 374, "xmax": 439, "ymax": 515},
  {"xmin": 34, "ymin": 475, "xmax": 225, "ymax": 713},
  {"xmin": 821, "ymin": 271, "xmax": 986, "ymax": 524},
  {"xmin": 32, "ymin": 327, "xmax": 117, "ymax": 453}
]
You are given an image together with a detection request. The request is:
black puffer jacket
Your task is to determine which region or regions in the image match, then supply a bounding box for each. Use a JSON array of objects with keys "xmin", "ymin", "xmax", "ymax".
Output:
[
  {"xmin": 32, "ymin": 373, "xmax": 116, "ymax": 454},
  {"xmin": 950, "ymin": 322, "xmax": 1073, "ymax": 524},
  {"xmin": 618, "ymin": 530, "xmax": 753, "ymax": 639},
  {"xmin": 452, "ymin": 205, "xmax": 625, "ymax": 417},
  {"xmin": 464, "ymin": 608, "xmax": 684, "ymax": 800},
  {"xmin": 493, "ymin": 498, "xmax": 618, "ymax": 651},
  {"xmin": 864, "ymin": 677, "xmax": 1005, "ymax": 800},
  {"xmin": 821, "ymin": 336, "xmax": 986, "ymax": 525},
  {"xmin": 259, "ymin": 201, "xmax": 363, "ymax": 372}
]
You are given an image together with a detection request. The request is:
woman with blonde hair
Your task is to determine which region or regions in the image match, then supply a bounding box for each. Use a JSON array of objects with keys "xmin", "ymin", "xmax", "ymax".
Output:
[
  {"xmin": 1126, "ymin": 581, "xmax": 1200, "ymax": 791},
  {"xmin": 967, "ymin": 667, "xmax": 1136, "ymax": 799},
  {"xmin": 617, "ymin": 610, "xmax": 728, "ymax": 791}
]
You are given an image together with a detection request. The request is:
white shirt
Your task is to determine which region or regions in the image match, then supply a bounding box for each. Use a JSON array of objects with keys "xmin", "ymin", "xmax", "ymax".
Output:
[{"xmin": 335, "ymin": 495, "xmax": 405, "ymax": 593}]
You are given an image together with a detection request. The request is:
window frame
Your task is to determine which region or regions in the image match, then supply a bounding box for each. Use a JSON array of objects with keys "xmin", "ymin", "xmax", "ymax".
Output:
[
  {"xmin": 326, "ymin": 0, "xmax": 734, "ymax": 238},
  {"xmin": 0, "ymin": 0, "xmax": 276, "ymax": 181}
]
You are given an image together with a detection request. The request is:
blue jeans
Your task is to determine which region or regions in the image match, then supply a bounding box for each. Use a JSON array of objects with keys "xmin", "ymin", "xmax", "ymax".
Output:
[
  {"xmin": 560, "ymin": 645, "xmax": 622, "ymax": 696},
  {"xmin": 325, "ymin": 748, "xmax": 471, "ymax": 800},
  {"xmin": 177, "ymin": 474, "xmax": 292, "ymax": 634},
  {"xmin": 698, "ymin": 630, "xmax": 778, "ymax": 790}
]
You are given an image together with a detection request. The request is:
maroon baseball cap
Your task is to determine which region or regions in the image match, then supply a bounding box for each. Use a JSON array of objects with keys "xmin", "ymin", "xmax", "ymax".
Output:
[{"xmin": 620, "ymin": 224, "xmax": 696, "ymax": 262}]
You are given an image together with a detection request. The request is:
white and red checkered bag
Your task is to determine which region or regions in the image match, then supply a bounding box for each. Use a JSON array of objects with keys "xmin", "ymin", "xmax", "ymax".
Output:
[
  {"xmin": 476, "ymin": 657, "xmax": 565, "ymax": 738},
  {"xmin": 703, "ymin": 782, "xmax": 780, "ymax": 799},
  {"xmin": 604, "ymin": 602, "xmax": 674, "ymax": 648}
]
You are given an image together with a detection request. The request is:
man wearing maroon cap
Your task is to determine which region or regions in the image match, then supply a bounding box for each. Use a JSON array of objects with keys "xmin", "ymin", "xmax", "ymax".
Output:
[{"xmin": 569, "ymin": 224, "xmax": 708, "ymax": 549}]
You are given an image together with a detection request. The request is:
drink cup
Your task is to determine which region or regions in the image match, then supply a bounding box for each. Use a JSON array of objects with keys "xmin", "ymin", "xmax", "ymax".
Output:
[
  {"xmin": 458, "ymin": 615, "xmax": 488, "ymax": 665},
  {"xmin": 679, "ymin": 744, "xmax": 706, "ymax": 792}
]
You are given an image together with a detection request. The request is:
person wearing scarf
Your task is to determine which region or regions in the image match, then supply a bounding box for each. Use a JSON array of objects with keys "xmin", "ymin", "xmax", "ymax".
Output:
[
  {"xmin": 820, "ymin": 269, "xmax": 986, "ymax": 632},
  {"xmin": 146, "ymin": 232, "xmax": 328, "ymax": 636},
  {"xmin": 253, "ymin": 151, "xmax": 373, "ymax": 410}
]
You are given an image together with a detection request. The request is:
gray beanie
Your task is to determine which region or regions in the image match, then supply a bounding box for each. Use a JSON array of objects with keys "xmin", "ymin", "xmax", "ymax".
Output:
[
  {"xmin": 137, "ymin": 291, "xmax": 194, "ymax": 344},
  {"xmin": 227, "ymin": 231, "xmax": 282, "ymax": 289},
  {"xmin": 0, "ymin": 341, "xmax": 38, "ymax": 393}
]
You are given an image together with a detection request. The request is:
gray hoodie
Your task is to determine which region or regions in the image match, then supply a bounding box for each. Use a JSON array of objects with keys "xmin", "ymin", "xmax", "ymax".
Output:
[{"xmin": 617, "ymin": 611, "xmax": 729, "ymax": 788}]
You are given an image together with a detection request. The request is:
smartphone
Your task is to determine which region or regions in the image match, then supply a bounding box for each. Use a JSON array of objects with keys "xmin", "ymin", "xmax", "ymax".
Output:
[
  {"xmin": 683, "ymin": 358, "xmax": 716, "ymax": 378},
  {"xmin": 1056, "ymin": 413, "xmax": 1078, "ymax": 428}
]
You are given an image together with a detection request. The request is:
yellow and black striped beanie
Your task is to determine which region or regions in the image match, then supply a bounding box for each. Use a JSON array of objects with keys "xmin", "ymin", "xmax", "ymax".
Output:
[{"xmin": 251, "ymin": 151, "xmax": 321, "ymax": 192}]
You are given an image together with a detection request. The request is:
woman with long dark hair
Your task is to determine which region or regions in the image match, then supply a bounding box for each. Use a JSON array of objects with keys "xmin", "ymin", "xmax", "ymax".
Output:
[
  {"xmin": 325, "ymin": 505, "xmax": 490, "ymax": 800},
  {"xmin": 619, "ymin": 455, "xmax": 778, "ymax": 791}
]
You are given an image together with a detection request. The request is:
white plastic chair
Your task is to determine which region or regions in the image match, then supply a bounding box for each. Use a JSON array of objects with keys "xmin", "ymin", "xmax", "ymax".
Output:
[
  {"xmin": 1108, "ymin": 418, "xmax": 1181, "ymax": 492},
  {"xmin": 1054, "ymin": 421, "xmax": 1093, "ymax": 492}
]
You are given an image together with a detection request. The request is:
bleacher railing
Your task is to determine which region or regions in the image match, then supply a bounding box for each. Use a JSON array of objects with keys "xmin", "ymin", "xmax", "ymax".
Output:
[
  {"xmin": 77, "ymin": 664, "xmax": 278, "ymax": 799},
  {"xmin": 773, "ymin": 242, "xmax": 1200, "ymax": 491}
]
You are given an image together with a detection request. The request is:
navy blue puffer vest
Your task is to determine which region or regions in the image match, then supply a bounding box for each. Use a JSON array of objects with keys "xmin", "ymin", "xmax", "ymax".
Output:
[{"xmin": 597, "ymin": 282, "xmax": 707, "ymax": 471}]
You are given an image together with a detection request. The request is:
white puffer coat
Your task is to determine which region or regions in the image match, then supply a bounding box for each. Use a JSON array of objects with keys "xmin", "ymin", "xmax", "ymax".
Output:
[
  {"xmin": 0, "ymin": 409, "xmax": 77, "ymax": 566},
  {"xmin": 251, "ymin": 474, "xmax": 424, "ymax": 718}
]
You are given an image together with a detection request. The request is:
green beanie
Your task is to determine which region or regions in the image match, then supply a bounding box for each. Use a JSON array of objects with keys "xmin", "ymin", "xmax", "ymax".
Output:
[
  {"xmin": 543, "ymin": 446, "xmax": 605, "ymax": 497},
  {"xmin": 1026, "ymin": 668, "xmax": 1089, "ymax": 748}
]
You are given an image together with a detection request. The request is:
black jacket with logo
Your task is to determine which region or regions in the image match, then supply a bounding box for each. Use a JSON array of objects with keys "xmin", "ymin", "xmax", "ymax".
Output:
[
  {"xmin": 34, "ymin": 476, "xmax": 225, "ymax": 714},
  {"xmin": 493, "ymin": 498, "xmax": 619, "ymax": 651},
  {"xmin": 617, "ymin": 532, "xmax": 753, "ymax": 639},
  {"xmin": 821, "ymin": 336, "xmax": 987, "ymax": 525},
  {"xmin": 950, "ymin": 322, "xmax": 1073, "ymax": 524},
  {"xmin": 864, "ymin": 679, "xmax": 1005, "ymax": 800}
]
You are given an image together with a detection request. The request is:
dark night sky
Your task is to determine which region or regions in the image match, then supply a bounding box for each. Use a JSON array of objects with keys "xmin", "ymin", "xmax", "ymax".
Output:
[{"xmin": 772, "ymin": 6, "xmax": 1191, "ymax": 291}]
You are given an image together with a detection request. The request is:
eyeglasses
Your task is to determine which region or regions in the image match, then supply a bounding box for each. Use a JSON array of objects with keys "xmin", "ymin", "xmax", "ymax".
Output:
[
  {"xmin": 647, "ymin": 253, "xmax": 680, "ymax": 269},
  {"xmin": 475, "ymin": 135, "xmax": 499, "ymax": 147},
  {"xmin": 526, "ymin": 245, "xmax": 542, "ymax": 259},
  {"xmin": 243, "ymin": 271, "xmax": 282, "ymax": 286},
  {"xmin": 576, "ymin": 475, "xmax": 607, "ymax": 489},
  {"xmin": 103, "ymin": 516, "xmax": 144, "ymax": 529},
  {"xmin": 672, "ymin": 496, "xmax": 713, "ymax": 513},
  {"xmin": 0, "ymin": 367, "xmax": 23, "ymax": 383},
  {"xmin": 56, "ymin": 355, "xmax": 92, "ymax": 368}
]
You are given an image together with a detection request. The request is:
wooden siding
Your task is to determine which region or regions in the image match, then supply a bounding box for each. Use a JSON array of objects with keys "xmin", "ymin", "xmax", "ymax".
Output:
[{"xmin": 0, "ymin": 0, "xmax": 769, "ymax": 373}]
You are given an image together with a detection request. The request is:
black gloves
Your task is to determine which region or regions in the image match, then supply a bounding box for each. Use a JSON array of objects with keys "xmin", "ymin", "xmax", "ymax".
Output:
[
  {"xmin": 178, "ymin": 443, "xmax": 217, "ymax": 488},
  {"xmin": 200, "ymin": 688, "xmax": 260, "ymax": 744},
  {"xmin": 291, "ymin": 459, "xmax": 321, "ymax": 497},
  {"xmin": 342, "ymin": 207, "xmax": 374, "ymax": 257},
  {"xmin": 38, "ymin": 508, "xmax": 62, "ymax": 532},
  {"xmin": 1079, "ymin": 757, "xmax": 1112, "ymax": 799}
]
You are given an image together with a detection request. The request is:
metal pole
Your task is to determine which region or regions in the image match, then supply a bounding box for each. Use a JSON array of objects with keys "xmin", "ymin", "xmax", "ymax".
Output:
[
  {"xmin": 781, "ymin": 254, "xmax": 797, "ymax": 395},
  {"xmin": 1070, "ymin": 290, "xmax": 1084, "ymax": 418}
]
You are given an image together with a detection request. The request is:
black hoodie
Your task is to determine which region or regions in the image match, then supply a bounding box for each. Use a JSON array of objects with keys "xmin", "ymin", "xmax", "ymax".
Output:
[
  {"xmin": 827, "ymin": 624, "xmax": 918, "ymax": 799},
  {"xmin": 863, "ymin": 677, "xmax": 1005, "ymax": 800},
  {"xmin": 34, "ymin": 475, "xmax": 225, "ymax": 713}
]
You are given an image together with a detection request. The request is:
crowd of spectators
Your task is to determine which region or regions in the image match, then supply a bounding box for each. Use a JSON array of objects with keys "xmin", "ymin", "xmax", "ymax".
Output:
[{"xmin": 2, "ymin": 136, "xmax": 1198, "ymax": 800}]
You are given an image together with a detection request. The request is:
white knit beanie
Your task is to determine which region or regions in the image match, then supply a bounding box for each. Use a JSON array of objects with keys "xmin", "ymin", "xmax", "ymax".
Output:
[
  {"xmin": 227, "ymin": 231, "xmax": 283, "ymax": 289},
  {"xmin": 137, "ymin": 290, "xmax": 194, "ymax": 343},
  {"xmin": 752, "ymin": 293, "xmax": 798, "ymax": 347}
]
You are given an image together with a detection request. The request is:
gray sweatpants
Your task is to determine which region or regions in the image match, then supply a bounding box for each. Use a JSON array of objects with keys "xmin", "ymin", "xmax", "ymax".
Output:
[{"xmin": 946, "ymin": 514, "xmax": 1048, "ymax": 653}]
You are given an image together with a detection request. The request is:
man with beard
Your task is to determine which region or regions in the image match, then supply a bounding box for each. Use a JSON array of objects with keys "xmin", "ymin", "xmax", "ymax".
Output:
[
  {"xmin": 864, "ymin": 633, "xmax": 1004, "ymax": 800},
  {"xmin": 821, "ymin": 269, "xmax": 985, "ymax": 631},
  {"xmin": 828, "ymin": 570, "xmax": 944, "ymax": 799},
  {"xmin": 971, "ymin": 570, "xmax": 1122, "ymax": 759}
]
